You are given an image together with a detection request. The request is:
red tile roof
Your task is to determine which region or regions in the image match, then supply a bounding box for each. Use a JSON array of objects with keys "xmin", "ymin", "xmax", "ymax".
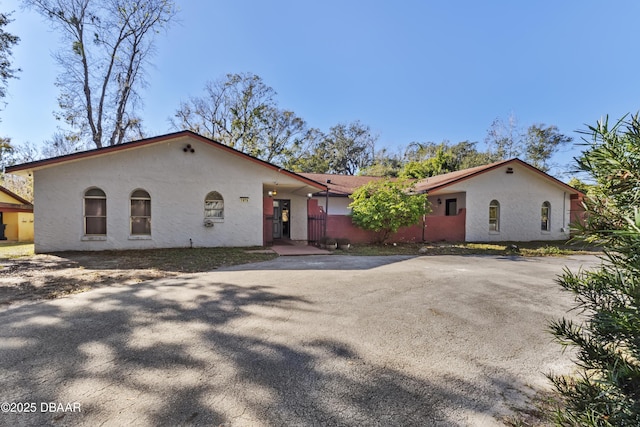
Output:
[
  {"xmin": 414, "ymin": 158, "xmax": 581, "ymax": 195},
  {"xmin": 298, "ymin": 173, "xmax": 388, "ymax": 196},
  {"xmin": 303, "ymin": 158, "xmax": 582, "ymax": 197}
]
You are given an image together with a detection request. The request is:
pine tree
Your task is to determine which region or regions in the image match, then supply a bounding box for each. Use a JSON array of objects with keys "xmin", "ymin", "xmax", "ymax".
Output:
[{"xmin": 549, "ymin": 114, "xmax": 640, "ymax": 426}]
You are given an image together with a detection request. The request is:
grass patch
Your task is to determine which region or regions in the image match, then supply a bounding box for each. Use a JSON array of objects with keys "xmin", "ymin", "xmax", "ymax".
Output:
[
  {"xmin": 0, "ymin": 244, "xmax": 277, "ymax": 272},
  {"xmin": 334, "ymin": 241, "xmax": 600, "ymax": 257},
  {"xmin": 51, "ymin": 247, "xmax": 279, "ymax": 273},
  {"xmin": 0, "ymin": 242, "xmax": 34, "ymax": 258}
]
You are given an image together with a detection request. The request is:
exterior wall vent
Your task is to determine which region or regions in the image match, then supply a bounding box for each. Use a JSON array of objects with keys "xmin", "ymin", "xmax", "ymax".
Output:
[{"xmin": 506, "ymin": 167, "xmax": 514, "ymax": 174}]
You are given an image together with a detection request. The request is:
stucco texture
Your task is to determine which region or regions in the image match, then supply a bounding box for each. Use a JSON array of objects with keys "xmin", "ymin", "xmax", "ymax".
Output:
[
  {"xmin": 32, "ymin": 135, "xmax": 314, "ymax": 252},
  {"xmin": 436, "ymin": 163, "xmax": 571, "ymax": 242}
]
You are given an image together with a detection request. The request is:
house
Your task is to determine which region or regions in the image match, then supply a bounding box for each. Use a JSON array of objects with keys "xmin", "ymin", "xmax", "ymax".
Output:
[
  {"xmin": 6, "ymin": 131, "xmax": 584, "ymax": 252},
  {"xmin": 6, "ymin": 131, "xmax": 326, "ymax": 253},
  {"xmin": 301, "ymin": 158, "xmax": 584, "ymax": 243},
  {"xmin": 0, "ymin": 185, "xmax": 34, "ymax": 242}
]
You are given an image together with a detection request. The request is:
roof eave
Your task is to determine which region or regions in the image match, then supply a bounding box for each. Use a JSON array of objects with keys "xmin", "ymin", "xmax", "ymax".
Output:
[
  {"xmin": 6, "ymin": 131, "xmax": 327, "ymax": 191},
  {"xmin": 417, "ymin": 159, "xmax": 583, "ymax": 196}
]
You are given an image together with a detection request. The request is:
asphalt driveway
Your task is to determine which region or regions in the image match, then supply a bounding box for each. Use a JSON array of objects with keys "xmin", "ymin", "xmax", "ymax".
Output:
[{"xmin": 0, "ymin": 254, "xmax": 599, "ymax": 426}]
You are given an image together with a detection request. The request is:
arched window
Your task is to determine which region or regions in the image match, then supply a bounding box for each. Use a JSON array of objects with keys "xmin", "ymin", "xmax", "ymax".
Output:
[
  {"xmin": 84, "ymin": 188, "xmax": 106, "ymax": 235},
  {"xmin": 205, "ymin": 191, "xmax": 224, "ymax": 219},
  {"xmin": 131, "ymin": 189, "xmax": 151, "ymax": 235},
  {"xmin": 541, "ymin": 201, "xmax": 551, "ymax": 231},
  {"xmin": 489, "ymin": 199, "xmax": 500, "ymax": 232}
]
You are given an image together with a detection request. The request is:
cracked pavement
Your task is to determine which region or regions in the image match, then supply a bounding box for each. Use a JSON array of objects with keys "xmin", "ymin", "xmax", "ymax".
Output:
[{"xmin": 0, "ymin": 254, "xmax": 599, "ymax": 426}]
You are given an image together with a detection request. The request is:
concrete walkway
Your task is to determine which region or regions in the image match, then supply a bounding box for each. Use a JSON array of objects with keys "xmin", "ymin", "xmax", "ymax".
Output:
[{"xmin": 270, "ymin": 243, "xmax": 331, "ymax": 256}]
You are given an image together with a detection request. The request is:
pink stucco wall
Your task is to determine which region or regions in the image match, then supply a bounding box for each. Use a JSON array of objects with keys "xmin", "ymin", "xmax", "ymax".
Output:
[{"xmin": 324, "ymin": 209, "xmax": 466, "ymax": 244}]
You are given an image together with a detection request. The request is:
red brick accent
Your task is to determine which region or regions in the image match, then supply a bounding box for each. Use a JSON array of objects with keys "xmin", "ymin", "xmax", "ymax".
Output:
[
  {"xmin": 570, "ymin": 195, "xmax": 587, "ymax": 228},
  {"xmin": 424, "ymin": 209, "xmax": 466, "ymax": 242},
  {"xmin": 324, "ymin": 209, "xmax": 466, "ymax": 243},
  {"xmin": 307, "ymin": 198, "xmax": 324, "ymax": 215},
  {"xmin": 263, "ymin": 197, "xmax": 274, "ymax": 246}
]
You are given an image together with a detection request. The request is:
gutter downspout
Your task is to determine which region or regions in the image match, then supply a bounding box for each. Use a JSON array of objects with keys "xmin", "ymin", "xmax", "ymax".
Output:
[
  {"xmin": 422, "ymin": 196, "xmax": 427, "ymax": 242},
  {"xmin": 324, "ymin": 190, "xmax": 329, "ymax": 239},
  {"xmin": 563, "ymin": 191, "xmax": 567, "ymax": 233}
]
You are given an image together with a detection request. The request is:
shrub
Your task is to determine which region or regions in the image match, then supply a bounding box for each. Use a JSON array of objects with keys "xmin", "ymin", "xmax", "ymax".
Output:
[
  {"xmin": 349, "ymin": 179, "xmax": 429, "ymax": 243},
  {"xmin": 548, "ymin": 114, "xmax": 640, "ymax": 426}
]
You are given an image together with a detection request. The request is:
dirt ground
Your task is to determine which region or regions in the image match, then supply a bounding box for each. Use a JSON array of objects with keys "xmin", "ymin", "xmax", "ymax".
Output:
[
  {"xmin": 0, "ymin": 254, "xmax": 177, "ymax": 307},
  {"xmin": 0, "ymin": 244, "xmax": 279, "ymax": 308}
]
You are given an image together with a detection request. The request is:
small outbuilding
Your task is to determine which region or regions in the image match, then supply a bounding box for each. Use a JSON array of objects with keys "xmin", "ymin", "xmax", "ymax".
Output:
[{"xmin": 0, "ymin": 186, "xmax": 34, "ymax": 242}]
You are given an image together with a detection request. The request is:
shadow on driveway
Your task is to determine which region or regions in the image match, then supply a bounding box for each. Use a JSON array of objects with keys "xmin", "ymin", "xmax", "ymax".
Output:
[
  {"xmin": 220, "ymin": 254, "xmax": 417, "ymax": 271},
  {"xmin": 0, "ymin": 274, "xmax": 534, "ymax": 426}
]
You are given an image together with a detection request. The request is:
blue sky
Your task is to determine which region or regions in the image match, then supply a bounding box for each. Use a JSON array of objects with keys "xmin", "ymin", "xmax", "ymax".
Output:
[{"xmin": 2, "ymin": 0, "xmax": 640, "ymax": 179}]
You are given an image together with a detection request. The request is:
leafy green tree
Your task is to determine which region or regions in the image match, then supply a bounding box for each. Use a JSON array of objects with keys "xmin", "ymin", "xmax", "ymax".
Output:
[
  {"xmin": 524, "ymin": 124, "xmax": 572, "ymax": 172},
  {"xmin": 0, "ymin": 10, "xmax": 19, "ymax": 109},
  {"xmin": 323, "ymin": 121, "xmax": 376, "ymax": 175},
  {"xmin": 448, "ymin": 140, "xmax": 493, "ymax": 169},
  {"xmin": 548, "ymin": 114, "xmax": 640, "ymax": 426},
  {"xmin": 358, "ymin": 148, "xmax": 403, "ymax": 177},
  {"xmin": 0, "ymin": 10, "xmax": 20, "ymax": 175},
  {"xmin": 567, "ymin": 177, "xmax": 593, "ymax": 195},
  {"xmin": 285, "ymin": 121, "xmax": 376, "ymax": 174},
  {"xmin": 398, "ymin": 161, "xmax": 432, "ymax": 179},
  {"xmin": 261, "ymin": 107, "xmax": 309, "ymax": 164},
  {"xmin": 401, "ymin": 140, "xmax": 492, "ymax": 177},
  {"xmin": 282, "ymin": 127, "xmax": 329, "ymax": 173},
  {"xmin": 24, "ymin": 0, "xmax": 177, "ymax": 148},
  {"xmin": 349, "ymin": 179, "xmax": 429, "ymax": 243},
  {"xmin": 399, "ymin": 145, "xmax": 456, "ymax": 178},
  {"xmin": 403, "ymin": 141, "xmax": 441, "ymax": 162}
]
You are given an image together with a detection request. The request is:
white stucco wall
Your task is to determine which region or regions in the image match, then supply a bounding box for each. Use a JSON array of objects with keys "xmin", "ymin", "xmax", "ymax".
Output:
[
  {"xmin": 435, "ymin": 163, "xmax": 571, "ymax": 242},
  {"xmin": 33, "ymin": 135, "xmax": 313, "ymax": 252}
]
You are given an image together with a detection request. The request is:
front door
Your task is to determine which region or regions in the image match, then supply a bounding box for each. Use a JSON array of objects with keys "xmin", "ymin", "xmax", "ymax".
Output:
[
  {"xmin": 272, "ymin": 199, "xmax": 290, "ymax": 240},
  {"xmin": 273, "ymin": 201, "xmax": 282, "ymax": 239}
]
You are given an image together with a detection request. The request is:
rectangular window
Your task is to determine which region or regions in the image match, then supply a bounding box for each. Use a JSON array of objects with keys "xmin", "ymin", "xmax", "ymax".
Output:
[
  {"xmin": 445, "ymin": 199, "xmax": 457, "ymax": 216},
  {"xmin": 489, "ymin": 206, "xmax": 499, "ymax": 231},
  {"xmin": 541, "ymin": 205, "xmax": 550, "ymax": 231},
  {"xmin": 131, "ymin": 199, "xmax": 151, "ymax": 235},
  {"xmin": 85, "ymin": 198, "xmax": 106, "ymax": 235}
]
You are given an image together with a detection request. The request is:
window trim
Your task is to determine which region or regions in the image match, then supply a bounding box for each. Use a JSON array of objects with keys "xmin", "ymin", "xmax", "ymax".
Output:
[
  {"xmin": 489, "ymin": 199, "xmax": 500, "ymax": 233},
  {"xmin": 83, "ymin": 187, "xmax": 107, "ymax": 237},
  {"xmin": 541, "ymin": 201, "xmax": 551, "ymax": 232},
  {"xmin": 130, "ymin": 189, "xmax": 151, "ymax": 236}
]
